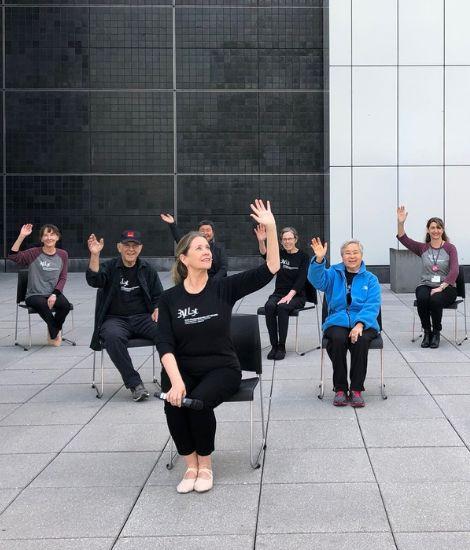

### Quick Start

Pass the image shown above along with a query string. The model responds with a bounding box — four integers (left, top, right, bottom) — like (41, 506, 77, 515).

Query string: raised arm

(8, 224, 39, 266)
(397, 206, 407, 238)
(160, 213, 184, 244)
(11, 224, 33, 252)
(396, 206, 426, 256)
(254, 224, 267, 256)
(307, 237, 330, 292)
(250, 200, 280, 274)
(86, 234, 108, 288)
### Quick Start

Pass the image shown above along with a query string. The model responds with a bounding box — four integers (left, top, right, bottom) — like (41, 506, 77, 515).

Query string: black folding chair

(411, 266, 468, 346)
(257, 281, 321, 355)
(318, 297, 387, 400)
(91, 289, 158, 398)
(14, 270, 76, 351)
(167, 313, 267, 470)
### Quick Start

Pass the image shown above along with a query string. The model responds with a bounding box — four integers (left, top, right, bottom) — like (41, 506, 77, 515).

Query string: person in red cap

(86, 229, 163, 401)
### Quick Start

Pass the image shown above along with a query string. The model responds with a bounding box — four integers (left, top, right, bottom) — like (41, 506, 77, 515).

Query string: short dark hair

(39, 224, 61, 240)
(197, 219, 215, 231)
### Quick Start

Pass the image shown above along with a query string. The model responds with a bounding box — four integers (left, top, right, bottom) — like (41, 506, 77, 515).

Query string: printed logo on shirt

(177, 307, 219, 325)
(39, 260, 59, 272)
(281, 258, 298, 270)
(120, 277, 139, 293)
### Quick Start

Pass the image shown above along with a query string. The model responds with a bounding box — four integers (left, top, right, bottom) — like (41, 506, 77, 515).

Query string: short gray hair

(340, 239, 364, 256)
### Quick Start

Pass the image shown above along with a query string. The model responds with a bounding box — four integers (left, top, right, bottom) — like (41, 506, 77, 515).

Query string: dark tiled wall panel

(3, 2, 327, 258)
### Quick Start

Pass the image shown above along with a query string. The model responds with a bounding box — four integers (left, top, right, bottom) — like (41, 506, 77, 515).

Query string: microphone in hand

(154, 392, 204, 411)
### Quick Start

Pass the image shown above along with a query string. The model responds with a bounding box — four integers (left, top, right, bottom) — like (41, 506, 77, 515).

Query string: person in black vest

(255, 225, 309, 360)
(86, 230, 163, 402)
(156, 200, 280, 493)
(160, 214, 227, 280)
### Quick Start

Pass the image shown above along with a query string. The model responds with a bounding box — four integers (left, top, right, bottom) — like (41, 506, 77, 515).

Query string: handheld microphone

(154, 392, 204, 411)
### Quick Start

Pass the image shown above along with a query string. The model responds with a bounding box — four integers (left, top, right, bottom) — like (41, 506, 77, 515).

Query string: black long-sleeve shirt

(167, 222, 227, 280)
(266, 249, 309, 296)
(156, 264, 274, 374)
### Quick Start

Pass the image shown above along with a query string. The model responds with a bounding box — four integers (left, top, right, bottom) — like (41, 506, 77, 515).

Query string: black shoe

(267, 346, 278, 360)
(274, 344, 286, 361)
(430, 331, 440, 349)
(131, 383, 150, 402)
(421, 330, 432, 348)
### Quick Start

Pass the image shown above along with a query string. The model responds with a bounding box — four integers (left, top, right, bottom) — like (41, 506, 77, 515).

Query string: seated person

(397, 206, 458, 349)
(156, 200, 280, 493)
(308, 238, 381, 407)
(8, 223, 71, 346)
(160, 213, 227, 280)
(254, 224, 309, 360)
(86, 230, 163, 402)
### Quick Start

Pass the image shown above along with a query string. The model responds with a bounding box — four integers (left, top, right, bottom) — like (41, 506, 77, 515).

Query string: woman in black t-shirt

(255, 225, 309, 360)
(156, 200, 280, 494)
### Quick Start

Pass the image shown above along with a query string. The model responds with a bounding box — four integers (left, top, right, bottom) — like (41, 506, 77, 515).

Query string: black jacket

(86, 257, 163, 351)
(168, 222, 228, 280)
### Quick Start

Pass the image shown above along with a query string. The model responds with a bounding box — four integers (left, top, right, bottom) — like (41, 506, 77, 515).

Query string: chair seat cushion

(225, 377, 259, 402)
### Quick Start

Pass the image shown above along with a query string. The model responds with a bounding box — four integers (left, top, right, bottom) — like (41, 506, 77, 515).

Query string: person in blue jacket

(308, 238, 381, 407)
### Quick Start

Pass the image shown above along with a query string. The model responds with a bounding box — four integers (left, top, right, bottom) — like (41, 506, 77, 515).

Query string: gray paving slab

(365, 377, 427, 396)
(434, 394, 470, 419)
(0, 425, 82, 453)
(0, 404, 20, 421)
(395, 532, 470, 550)
(401, 347, 470, 363)
(148, 450, 262, 486)
(353, 395, 444, 419)
(30, 452, 158, 488)
(0, 401, 104, 426)
(0, 385, 47, 404)
(0, 489, 20, 513)
(0, 454, 55, 489)
(359, 418, 464, 448)
(411, 362, 470, 376)
(267, 419, 364, 449)
(369, 447, 470, 482)
(0, 539, 114, 550)
(115, 535, 254, 550)
(122, 485, 260, 537)
(0, 369, 68, 385)
(0, 486, 141, 539)
(258, 483, 389, 534)
(269, 397, 357, 420)
(256, 533, 396, 550)
(91, 400, 166, 424)
(448, 417, 470, 446)
(29, 383, 121, 403)
(380, 481, 470, 532)
(5, 355, 89, 371)
(263, 448, 374, 484)
(421, 375, 470, 394)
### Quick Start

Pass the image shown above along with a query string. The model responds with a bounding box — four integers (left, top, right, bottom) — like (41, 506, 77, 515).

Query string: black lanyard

(429, 245, 443, 270)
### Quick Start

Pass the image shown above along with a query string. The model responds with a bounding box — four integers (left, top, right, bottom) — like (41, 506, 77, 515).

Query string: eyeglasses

(281, 237, 296, 241)
(122, 243, 141, 249)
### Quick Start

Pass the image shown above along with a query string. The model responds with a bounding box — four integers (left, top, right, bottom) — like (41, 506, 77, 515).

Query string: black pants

(100, 313, 159, 389)
(264, 292, 306, 346)
(25, 294, 71, 340)
(324, 325, 377, 393)
(162, 367, 241, 456)
(415, 285, 458, 332)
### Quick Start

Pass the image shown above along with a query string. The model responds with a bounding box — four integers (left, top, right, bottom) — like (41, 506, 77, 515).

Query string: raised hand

(311, 237, 328, 261)
(19, 224, 33, 238)
(160, 213, 175, 224)
(397, 206, 408, 224)
(87, 234, 104, 255)
(254, 224, 267, 242)
(250, 199, 275, 228)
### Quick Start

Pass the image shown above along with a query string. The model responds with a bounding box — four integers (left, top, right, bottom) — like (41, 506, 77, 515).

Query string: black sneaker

(274, 344, 286, 361)
(131, 383, 150, 402)
(267, 346, 278, 360)
(430, 331, 440, 349)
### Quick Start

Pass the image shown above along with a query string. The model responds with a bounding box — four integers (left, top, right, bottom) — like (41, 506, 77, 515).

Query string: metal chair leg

(166, 437, 178, 470)
(250, 378, 267, 469)
(152, 347, 160, 389)
(459, 299, 469, 345)
(91, 350, 103, 398)
(454, 308, 458, 346)
(294, 317, 299, 354)
(380, 348, 387, 399)
(62, 308, 77, 347)
(25, 314, 32, 351)
(315, 305, 321, 349)
(411, 310, 422, 343)
(318, 348, 325, 399)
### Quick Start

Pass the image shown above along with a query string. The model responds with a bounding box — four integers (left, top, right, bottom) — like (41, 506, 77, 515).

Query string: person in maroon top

(397, 207, 459, 348)
(156, 200, 280, 493)
(8, 223, 71, 346)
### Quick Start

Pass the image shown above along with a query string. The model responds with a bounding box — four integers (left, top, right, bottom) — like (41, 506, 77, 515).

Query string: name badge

(431, 275, 441, 283)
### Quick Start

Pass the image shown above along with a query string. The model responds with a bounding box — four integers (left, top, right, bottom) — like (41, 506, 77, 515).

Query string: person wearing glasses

(254, 225, 309, 360)
(86, 229, 163, 402)
(397, 206, 459, 349)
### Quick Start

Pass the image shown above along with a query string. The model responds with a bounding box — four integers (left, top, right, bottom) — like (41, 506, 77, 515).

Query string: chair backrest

(456, 266, 466, 299)
(16, 270, 29, 304)
(321, 296, 383, 331)
(305, 280, 318, 304)
(231, 313, 262, 375)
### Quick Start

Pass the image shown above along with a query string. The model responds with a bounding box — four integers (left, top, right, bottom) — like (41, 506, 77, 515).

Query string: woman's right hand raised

(397, 206, 408, 224)
(254, 224, 267, 242)
(311, 237, 327, 262)
(19, 224, 33, 238)
(87, 234, 104, 255)
(165, 380, 187, 408)
(160, 213, 175, 224)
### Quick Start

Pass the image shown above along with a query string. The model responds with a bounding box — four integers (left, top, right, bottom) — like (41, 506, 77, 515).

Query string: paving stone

(412, 362, 470, 376)
(0, 425, 82, 453)
(421, 376, 470, 394)
(395, 532, 470, 550)
(380, 482, 470, 532)
(269, 397, 357, 420)
(0, 369, 67, 385)
(258, 483, 389, 534)
(0, 489, 20, 513)
(0, 404, 20, 421)
(122, 485, 259, 537)
(0, 454, 56, 489)
(0, 487, 141, 539)
(256, 533, 396, 550)
(434, 394, 470, 419)
(115, 535, 254, 550)
(0, 402, 104, 426)
(354, 395, 444, 419)
(0, 540, 113, 550)
(0, 385, 47, 404)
